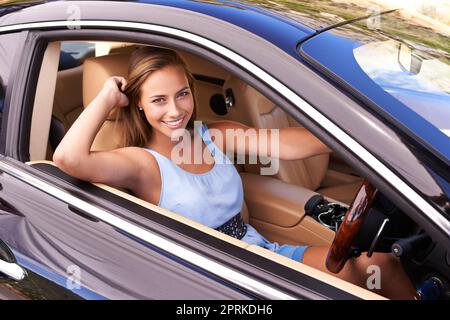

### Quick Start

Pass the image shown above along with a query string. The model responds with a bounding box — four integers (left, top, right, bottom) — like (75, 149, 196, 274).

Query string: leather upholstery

(53, 65, 84, 131)
(82, 53, 130, 151)
(318, 182, 363, 205)
(222, 76, 329, 190)
(83, 53, 130, 117)
(240, 172, 335, 246)
(240, 172, 316, 227)
(222, 75, 362, 203)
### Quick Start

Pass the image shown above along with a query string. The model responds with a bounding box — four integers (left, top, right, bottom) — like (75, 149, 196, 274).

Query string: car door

(0, 29, 270, 300)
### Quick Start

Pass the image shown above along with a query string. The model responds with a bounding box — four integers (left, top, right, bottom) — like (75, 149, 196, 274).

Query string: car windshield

(300, 6, 450, 159)
(349, 13, 450, 137)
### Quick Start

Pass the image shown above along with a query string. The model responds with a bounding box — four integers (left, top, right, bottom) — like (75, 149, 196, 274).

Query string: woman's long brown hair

(115, 47, 196, 147)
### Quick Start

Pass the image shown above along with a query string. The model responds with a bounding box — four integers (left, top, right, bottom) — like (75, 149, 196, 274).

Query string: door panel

(0, 161, 250, 299)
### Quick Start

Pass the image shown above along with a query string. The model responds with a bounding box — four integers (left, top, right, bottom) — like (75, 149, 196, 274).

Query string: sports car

(0, 0, 448, 300)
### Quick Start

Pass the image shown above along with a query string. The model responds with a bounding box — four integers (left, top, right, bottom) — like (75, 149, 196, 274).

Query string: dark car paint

(0, 158, 359, 299)
(0, 0, 448, 299)
(0, 160, 252, 299)
(0, 1, 44, 17)
(0, 30, 29, 159)
(135, 0, 314, 55)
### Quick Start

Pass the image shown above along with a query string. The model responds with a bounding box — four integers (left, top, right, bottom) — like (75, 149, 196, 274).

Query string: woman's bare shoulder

(115, 146, 159, 174)
(205, 121, 251, 151)
(109, 146, 161, 201)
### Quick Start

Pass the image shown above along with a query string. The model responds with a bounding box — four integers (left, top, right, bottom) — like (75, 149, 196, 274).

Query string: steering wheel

(326, 179, 378, 273)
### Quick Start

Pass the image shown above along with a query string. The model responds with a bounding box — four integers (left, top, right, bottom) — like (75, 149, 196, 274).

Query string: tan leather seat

(53, 65, 84, 131)
(83, 53, 130, 151)
(222, 76, 362, 204)
(48, 64, 85, 160)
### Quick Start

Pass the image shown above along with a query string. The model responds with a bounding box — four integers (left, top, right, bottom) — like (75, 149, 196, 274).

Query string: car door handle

(0, 259, 27, 281)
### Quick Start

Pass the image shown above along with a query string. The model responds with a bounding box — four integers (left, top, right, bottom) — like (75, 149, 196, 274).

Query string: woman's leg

(302, 246, 416, 300)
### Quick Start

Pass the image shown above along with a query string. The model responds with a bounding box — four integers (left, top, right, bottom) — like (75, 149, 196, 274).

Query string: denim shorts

(241, 224, 309, 263)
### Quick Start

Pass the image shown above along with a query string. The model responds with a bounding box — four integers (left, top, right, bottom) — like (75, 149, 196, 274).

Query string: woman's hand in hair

(99, 76, 130, 111)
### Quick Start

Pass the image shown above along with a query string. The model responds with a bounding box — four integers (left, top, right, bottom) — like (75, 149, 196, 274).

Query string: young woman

(54, 47, 416, 299)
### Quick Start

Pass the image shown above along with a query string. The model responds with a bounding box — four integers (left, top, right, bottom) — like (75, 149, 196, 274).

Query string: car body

(0, 0, 448, 300)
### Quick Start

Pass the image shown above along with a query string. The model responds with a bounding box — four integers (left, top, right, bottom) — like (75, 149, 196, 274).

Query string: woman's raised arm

(277, 126, 331, 160)
(208, 120, 331, 160)
(53, 77, 145, 190)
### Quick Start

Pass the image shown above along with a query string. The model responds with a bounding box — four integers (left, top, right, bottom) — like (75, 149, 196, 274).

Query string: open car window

(21, 38, 386, 299)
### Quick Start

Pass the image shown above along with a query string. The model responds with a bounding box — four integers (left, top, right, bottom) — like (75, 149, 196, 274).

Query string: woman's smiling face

(139, 64, 194, 140)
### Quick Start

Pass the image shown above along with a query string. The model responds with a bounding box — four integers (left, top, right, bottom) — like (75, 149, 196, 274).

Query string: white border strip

(0, 160, 296, 300)
(1, 19, 447, 235)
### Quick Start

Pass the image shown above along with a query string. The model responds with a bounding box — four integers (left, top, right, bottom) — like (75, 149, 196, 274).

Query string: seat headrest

(82, 53, 130, 119)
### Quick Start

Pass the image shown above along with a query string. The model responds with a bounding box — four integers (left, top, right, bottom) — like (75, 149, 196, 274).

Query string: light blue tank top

(144, 124, 244, 228)
(143, 124, 309, 262)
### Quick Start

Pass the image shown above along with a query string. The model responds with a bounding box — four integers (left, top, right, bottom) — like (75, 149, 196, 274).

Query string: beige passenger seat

(82, 53, 130, 151)
(53, 65, 84, 130)
(48, 64, 85, 160)
(222, 76, 363, 204)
